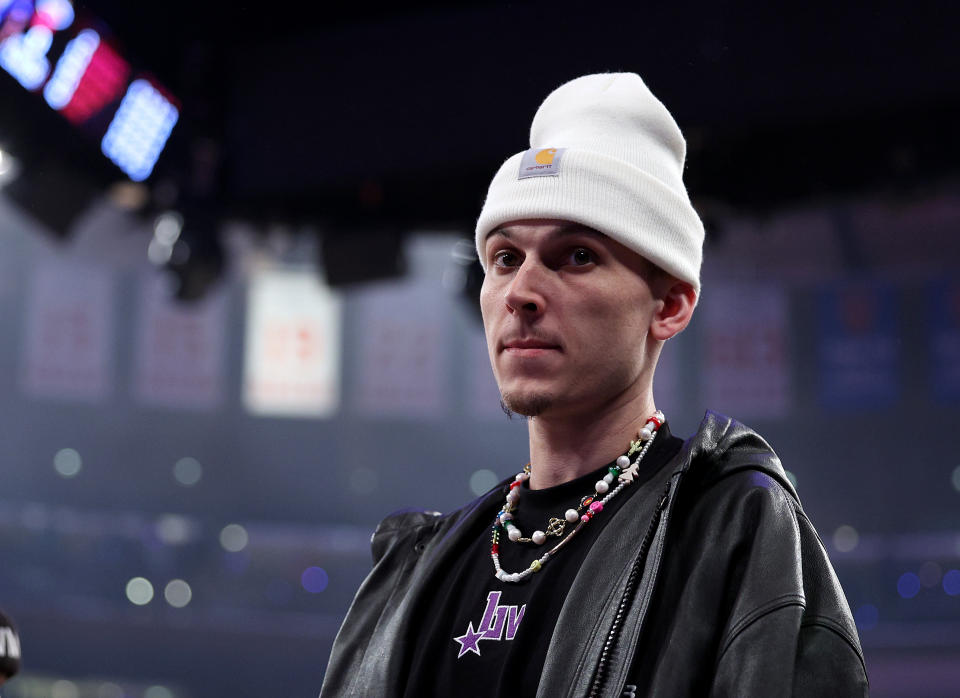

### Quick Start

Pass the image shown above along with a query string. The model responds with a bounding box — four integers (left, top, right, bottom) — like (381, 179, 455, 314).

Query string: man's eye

(493, 250, 519, 267)
(569, 248, 594, 266)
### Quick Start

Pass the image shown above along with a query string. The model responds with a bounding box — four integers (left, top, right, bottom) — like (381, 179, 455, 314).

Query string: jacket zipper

(587, 482, 671, 698)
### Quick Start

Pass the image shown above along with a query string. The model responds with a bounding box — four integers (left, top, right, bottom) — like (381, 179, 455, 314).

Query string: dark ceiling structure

(3, 0, 959, 230)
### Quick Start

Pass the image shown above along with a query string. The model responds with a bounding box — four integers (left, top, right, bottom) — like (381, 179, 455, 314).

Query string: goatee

(500, 392, 553, 418)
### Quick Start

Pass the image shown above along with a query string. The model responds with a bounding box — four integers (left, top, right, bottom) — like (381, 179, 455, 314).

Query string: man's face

(479, 219, 660, 419)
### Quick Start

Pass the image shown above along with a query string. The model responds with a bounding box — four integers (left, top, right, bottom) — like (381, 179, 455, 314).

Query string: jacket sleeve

(708, 480, 869, 697)
(319, 511, 437, 697)
(711, 603, 868, 697)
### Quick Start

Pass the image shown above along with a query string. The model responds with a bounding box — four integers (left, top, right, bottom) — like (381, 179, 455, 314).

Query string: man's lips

(500, 338, 562, 355)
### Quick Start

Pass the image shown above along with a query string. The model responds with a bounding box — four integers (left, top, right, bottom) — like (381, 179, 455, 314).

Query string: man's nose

(505, 261, 548, 315)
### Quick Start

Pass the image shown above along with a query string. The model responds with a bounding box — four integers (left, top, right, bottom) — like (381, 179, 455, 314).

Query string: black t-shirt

(402, 424, 683, 697)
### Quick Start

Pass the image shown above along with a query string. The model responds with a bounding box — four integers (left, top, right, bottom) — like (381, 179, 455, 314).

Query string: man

(0, 609, 21, 689)
(320, 73, 867, 697)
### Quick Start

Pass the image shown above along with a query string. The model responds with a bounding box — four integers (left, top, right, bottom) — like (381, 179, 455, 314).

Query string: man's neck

(525, 390, 658, 490)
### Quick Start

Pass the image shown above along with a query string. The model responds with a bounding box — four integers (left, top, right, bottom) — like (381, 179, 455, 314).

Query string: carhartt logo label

(519, 147, 565, 179)
(452, 590, 526, 658)
(535, 148, 557, 164)
(0, 627, 20, 659)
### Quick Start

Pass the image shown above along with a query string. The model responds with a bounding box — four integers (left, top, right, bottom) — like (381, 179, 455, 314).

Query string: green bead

(608, 466, 620, 476)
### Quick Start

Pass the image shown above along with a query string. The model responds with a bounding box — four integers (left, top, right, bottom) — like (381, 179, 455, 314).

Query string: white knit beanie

(475, 72, 704, 295)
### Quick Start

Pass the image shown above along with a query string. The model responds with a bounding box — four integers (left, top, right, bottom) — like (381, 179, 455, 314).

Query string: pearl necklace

(490, 412, 665, 583)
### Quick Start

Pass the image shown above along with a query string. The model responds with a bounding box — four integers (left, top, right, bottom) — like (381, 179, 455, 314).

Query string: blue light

(43, 28, 98, 109)
(301, 566, 329, 593)
(0, 25, 55, 89)
(36, 0, 75, 30)
(943, 569, 960, 596)
(101, 78, 178, 181)
(853, 604, 879, 631)
(897, 572, 921, 599)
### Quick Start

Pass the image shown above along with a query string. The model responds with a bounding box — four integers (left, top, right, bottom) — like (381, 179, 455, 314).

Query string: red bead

(509, 481, 522, 490)
(648, 414, 663, 428)
(491, 543, 499, 554)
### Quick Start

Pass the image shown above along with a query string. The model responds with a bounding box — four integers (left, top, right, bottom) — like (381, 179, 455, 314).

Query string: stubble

(499, 392, 554, 418)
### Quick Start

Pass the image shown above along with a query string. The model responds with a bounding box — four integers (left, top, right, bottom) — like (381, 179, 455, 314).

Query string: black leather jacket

(320, 413, 868, 697)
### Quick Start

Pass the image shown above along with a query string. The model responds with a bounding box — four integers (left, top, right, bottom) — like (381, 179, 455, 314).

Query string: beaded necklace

(490, 412, 665, 583)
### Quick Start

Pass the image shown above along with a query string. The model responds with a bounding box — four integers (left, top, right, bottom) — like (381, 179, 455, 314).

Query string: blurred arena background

(0, 1, 958, 696)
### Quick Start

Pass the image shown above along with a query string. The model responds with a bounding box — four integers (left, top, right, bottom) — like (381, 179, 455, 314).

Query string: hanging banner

(818, 281, 899, 409)
(242, 269, 341, 417)
(21, 258, 114, 401)
(133, 275, 227, 410)
(352, 279, 448, 417)
(700, 283, 791, 419)
(929, 278, 960, 403)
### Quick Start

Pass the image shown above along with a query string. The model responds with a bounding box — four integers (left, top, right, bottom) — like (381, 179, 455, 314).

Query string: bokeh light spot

(97, 683, 124, 698)
(51, 680, 80, 698)
(125, 576, 154, 605)
(943, 569, 960, 596)
(832, 525, 859, 553)
(153, 211, 183, 245)
(219, 523, 249, 552)
(897, 572, 921, 599)
(97, 681, 124, 698)
(347, 465, 378, 495)
(164, 579, 192, 608)
(54, 448, 83, 478)
(144, 686, 175, 698)
(469, 469, 499, 496)
(148, 237, 173, 265)
(155, 514, 192, 545)
(173, 457, 203, 486)
(301, 566, 329, 593)
(951, 465, 960, 493)
(853, 604, 879, 631)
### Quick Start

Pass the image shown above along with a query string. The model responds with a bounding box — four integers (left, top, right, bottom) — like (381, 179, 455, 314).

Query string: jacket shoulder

(680, 415, 866, 687)
(683, 410, 800, 503)
(369, 479, 508, 564)
(370, 508, 444, 563)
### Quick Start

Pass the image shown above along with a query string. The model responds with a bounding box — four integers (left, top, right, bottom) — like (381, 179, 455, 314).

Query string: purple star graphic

(453, 621, 484, 658)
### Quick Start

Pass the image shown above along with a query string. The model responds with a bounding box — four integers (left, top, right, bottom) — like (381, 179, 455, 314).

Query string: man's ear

(650, 280, 697, 341)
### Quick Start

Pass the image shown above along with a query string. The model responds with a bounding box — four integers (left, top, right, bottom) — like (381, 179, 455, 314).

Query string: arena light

(0, 0, 75, 89)
(43, 28, 131, 125)
(0, 1, 179, 182)
(147, 211, 184, 266)
(0, 146, 20, 186)
(101, 79, 178, 181)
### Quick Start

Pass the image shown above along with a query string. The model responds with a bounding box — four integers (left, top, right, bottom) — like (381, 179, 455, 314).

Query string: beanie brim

(475, 148, 703, 295)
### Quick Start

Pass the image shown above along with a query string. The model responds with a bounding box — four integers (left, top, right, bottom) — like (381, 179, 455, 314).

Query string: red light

(60, 38, 130, 124)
